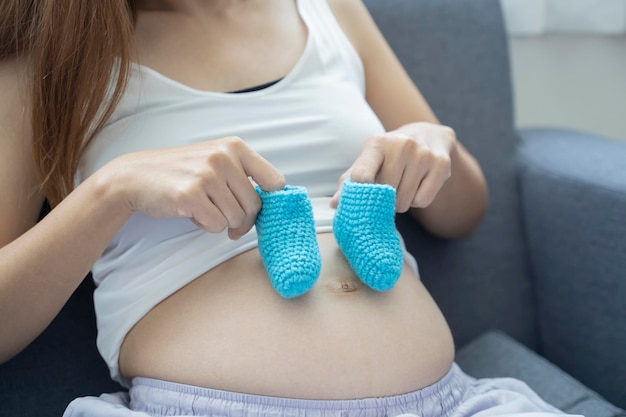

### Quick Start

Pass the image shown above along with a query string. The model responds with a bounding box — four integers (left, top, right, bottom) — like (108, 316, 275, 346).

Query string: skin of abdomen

(119, 232, 455, 399)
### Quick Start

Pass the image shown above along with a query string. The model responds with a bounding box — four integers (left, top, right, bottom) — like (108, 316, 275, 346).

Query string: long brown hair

(0, 0, 137, 207)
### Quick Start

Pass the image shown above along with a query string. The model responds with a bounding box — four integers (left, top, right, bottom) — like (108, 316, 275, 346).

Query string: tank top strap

(297, 0, 365, 93)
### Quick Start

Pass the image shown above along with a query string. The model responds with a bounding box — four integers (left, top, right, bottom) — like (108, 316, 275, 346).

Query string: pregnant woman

(0, 1, 577, 416)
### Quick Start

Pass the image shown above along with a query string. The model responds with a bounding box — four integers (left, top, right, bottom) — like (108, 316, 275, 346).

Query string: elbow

(443, 200, 488, 240)
(409, 181, 489, 241)
(454, 185, 489, 240)
(0, 340, 22, 366)
(421, 206, 487, 241)
(0, 352, 14, 366)
(446, 188, 489, 240)
(445, 168, 490, 240)
(0, 321, 39, 365)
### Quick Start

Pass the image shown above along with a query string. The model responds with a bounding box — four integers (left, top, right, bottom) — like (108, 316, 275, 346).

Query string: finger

(330, 191, 339, 209)
(412, 164, 449, 208)
(396, 161, 426, 213)
(226, 176, 261, 240)
(239, 146, 285, 192)
(395, 149, 433, 212)
(228, 226, 249, 241)
(376, 146, 406, 189)
(190, 196, 229, 233)
(330, 171, 350, 208)
(349, 145, 384, 183)
(205, 180, 247, 231)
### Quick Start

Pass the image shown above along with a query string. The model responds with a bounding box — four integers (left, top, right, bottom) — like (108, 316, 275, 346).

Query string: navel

(325, 279, 363, 293)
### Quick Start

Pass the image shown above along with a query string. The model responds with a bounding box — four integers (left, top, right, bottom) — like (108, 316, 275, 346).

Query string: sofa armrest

(517, 127, 626, 408)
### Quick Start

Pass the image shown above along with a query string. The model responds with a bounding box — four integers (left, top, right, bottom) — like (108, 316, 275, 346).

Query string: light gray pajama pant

(63, 363, 583, 417)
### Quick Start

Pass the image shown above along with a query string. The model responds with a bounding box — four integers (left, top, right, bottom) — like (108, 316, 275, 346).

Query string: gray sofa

(1, 0, 625, 416)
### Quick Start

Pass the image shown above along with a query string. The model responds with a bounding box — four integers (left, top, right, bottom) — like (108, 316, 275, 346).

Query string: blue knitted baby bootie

(255, 185, 321, 298)
(333, 179, 403, 291)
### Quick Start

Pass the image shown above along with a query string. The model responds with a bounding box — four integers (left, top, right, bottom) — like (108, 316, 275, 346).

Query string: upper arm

(327, 0, 439, 131)
(0, 58, 45, 249)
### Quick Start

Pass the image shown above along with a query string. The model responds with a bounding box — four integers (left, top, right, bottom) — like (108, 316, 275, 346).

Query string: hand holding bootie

(333, 179, 403, 291)
(255, 185, 321, 298)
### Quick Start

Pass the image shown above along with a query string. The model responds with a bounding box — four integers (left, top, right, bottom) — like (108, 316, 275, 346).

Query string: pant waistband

(129, 363, 470, 417)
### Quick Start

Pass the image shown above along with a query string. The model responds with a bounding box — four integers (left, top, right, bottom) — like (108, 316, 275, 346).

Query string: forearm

(409, 139, 488, 240)
(0, 171, 133, 363)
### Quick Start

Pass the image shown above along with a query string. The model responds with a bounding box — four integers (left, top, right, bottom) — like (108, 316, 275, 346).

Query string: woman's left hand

(331, 122, 457, 213)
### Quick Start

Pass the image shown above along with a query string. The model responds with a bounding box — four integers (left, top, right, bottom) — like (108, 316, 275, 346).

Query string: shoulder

(326, 0, 376, 58)
(0, 56, 31, 122)
(326, 0, 368, 19)
(0, 56, 43, 247)
(0, 55, 35, 168)
(0, 55, 30, 87)
(0, 56, 33, 156)
(0, 55, 35, 174)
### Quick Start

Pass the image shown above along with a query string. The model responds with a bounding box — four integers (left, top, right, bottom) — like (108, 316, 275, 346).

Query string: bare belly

(119, 232, 455, 399)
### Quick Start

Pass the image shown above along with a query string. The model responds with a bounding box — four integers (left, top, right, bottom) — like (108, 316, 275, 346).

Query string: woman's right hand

(102, 136, 285, 240)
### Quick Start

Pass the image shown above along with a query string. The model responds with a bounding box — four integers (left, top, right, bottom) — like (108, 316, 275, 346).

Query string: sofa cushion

(456, 331, 625, 416)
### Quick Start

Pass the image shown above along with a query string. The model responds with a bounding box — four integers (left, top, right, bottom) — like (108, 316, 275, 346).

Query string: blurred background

(501, 0, 626, 141)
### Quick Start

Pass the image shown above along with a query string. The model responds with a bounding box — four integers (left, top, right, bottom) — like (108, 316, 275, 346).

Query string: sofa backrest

(364, 0, 538, 348)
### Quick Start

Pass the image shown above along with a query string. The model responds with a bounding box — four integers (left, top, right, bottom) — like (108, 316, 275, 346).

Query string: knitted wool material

(255, 185, 321, 298)
(333, 179, 403, 291)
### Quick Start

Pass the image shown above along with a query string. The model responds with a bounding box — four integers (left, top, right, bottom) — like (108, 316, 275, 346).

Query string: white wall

(509, 35, 626, 141)
(501, 0, 626, 36)
(503, 0, 626, 141)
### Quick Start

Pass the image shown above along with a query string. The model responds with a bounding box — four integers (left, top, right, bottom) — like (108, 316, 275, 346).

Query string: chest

(132, 2, 307, 93)
(96, 76, 381, 198)
(81, 0, 385, 196)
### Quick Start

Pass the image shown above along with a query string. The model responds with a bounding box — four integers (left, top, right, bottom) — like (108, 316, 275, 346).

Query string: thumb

(331, 145, 384, 208)
(330, 189, 340, 209)
(330, 171, 350, 208)
(240, 148, 285, 192)
(348, 144, 384, 183)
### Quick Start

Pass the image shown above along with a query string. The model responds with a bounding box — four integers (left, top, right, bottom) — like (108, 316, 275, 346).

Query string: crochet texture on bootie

(255, 185, 321, 298)
(333, 179, 403, 291)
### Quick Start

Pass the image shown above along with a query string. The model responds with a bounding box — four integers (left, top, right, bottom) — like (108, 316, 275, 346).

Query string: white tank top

(76, 0, 418, 386)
